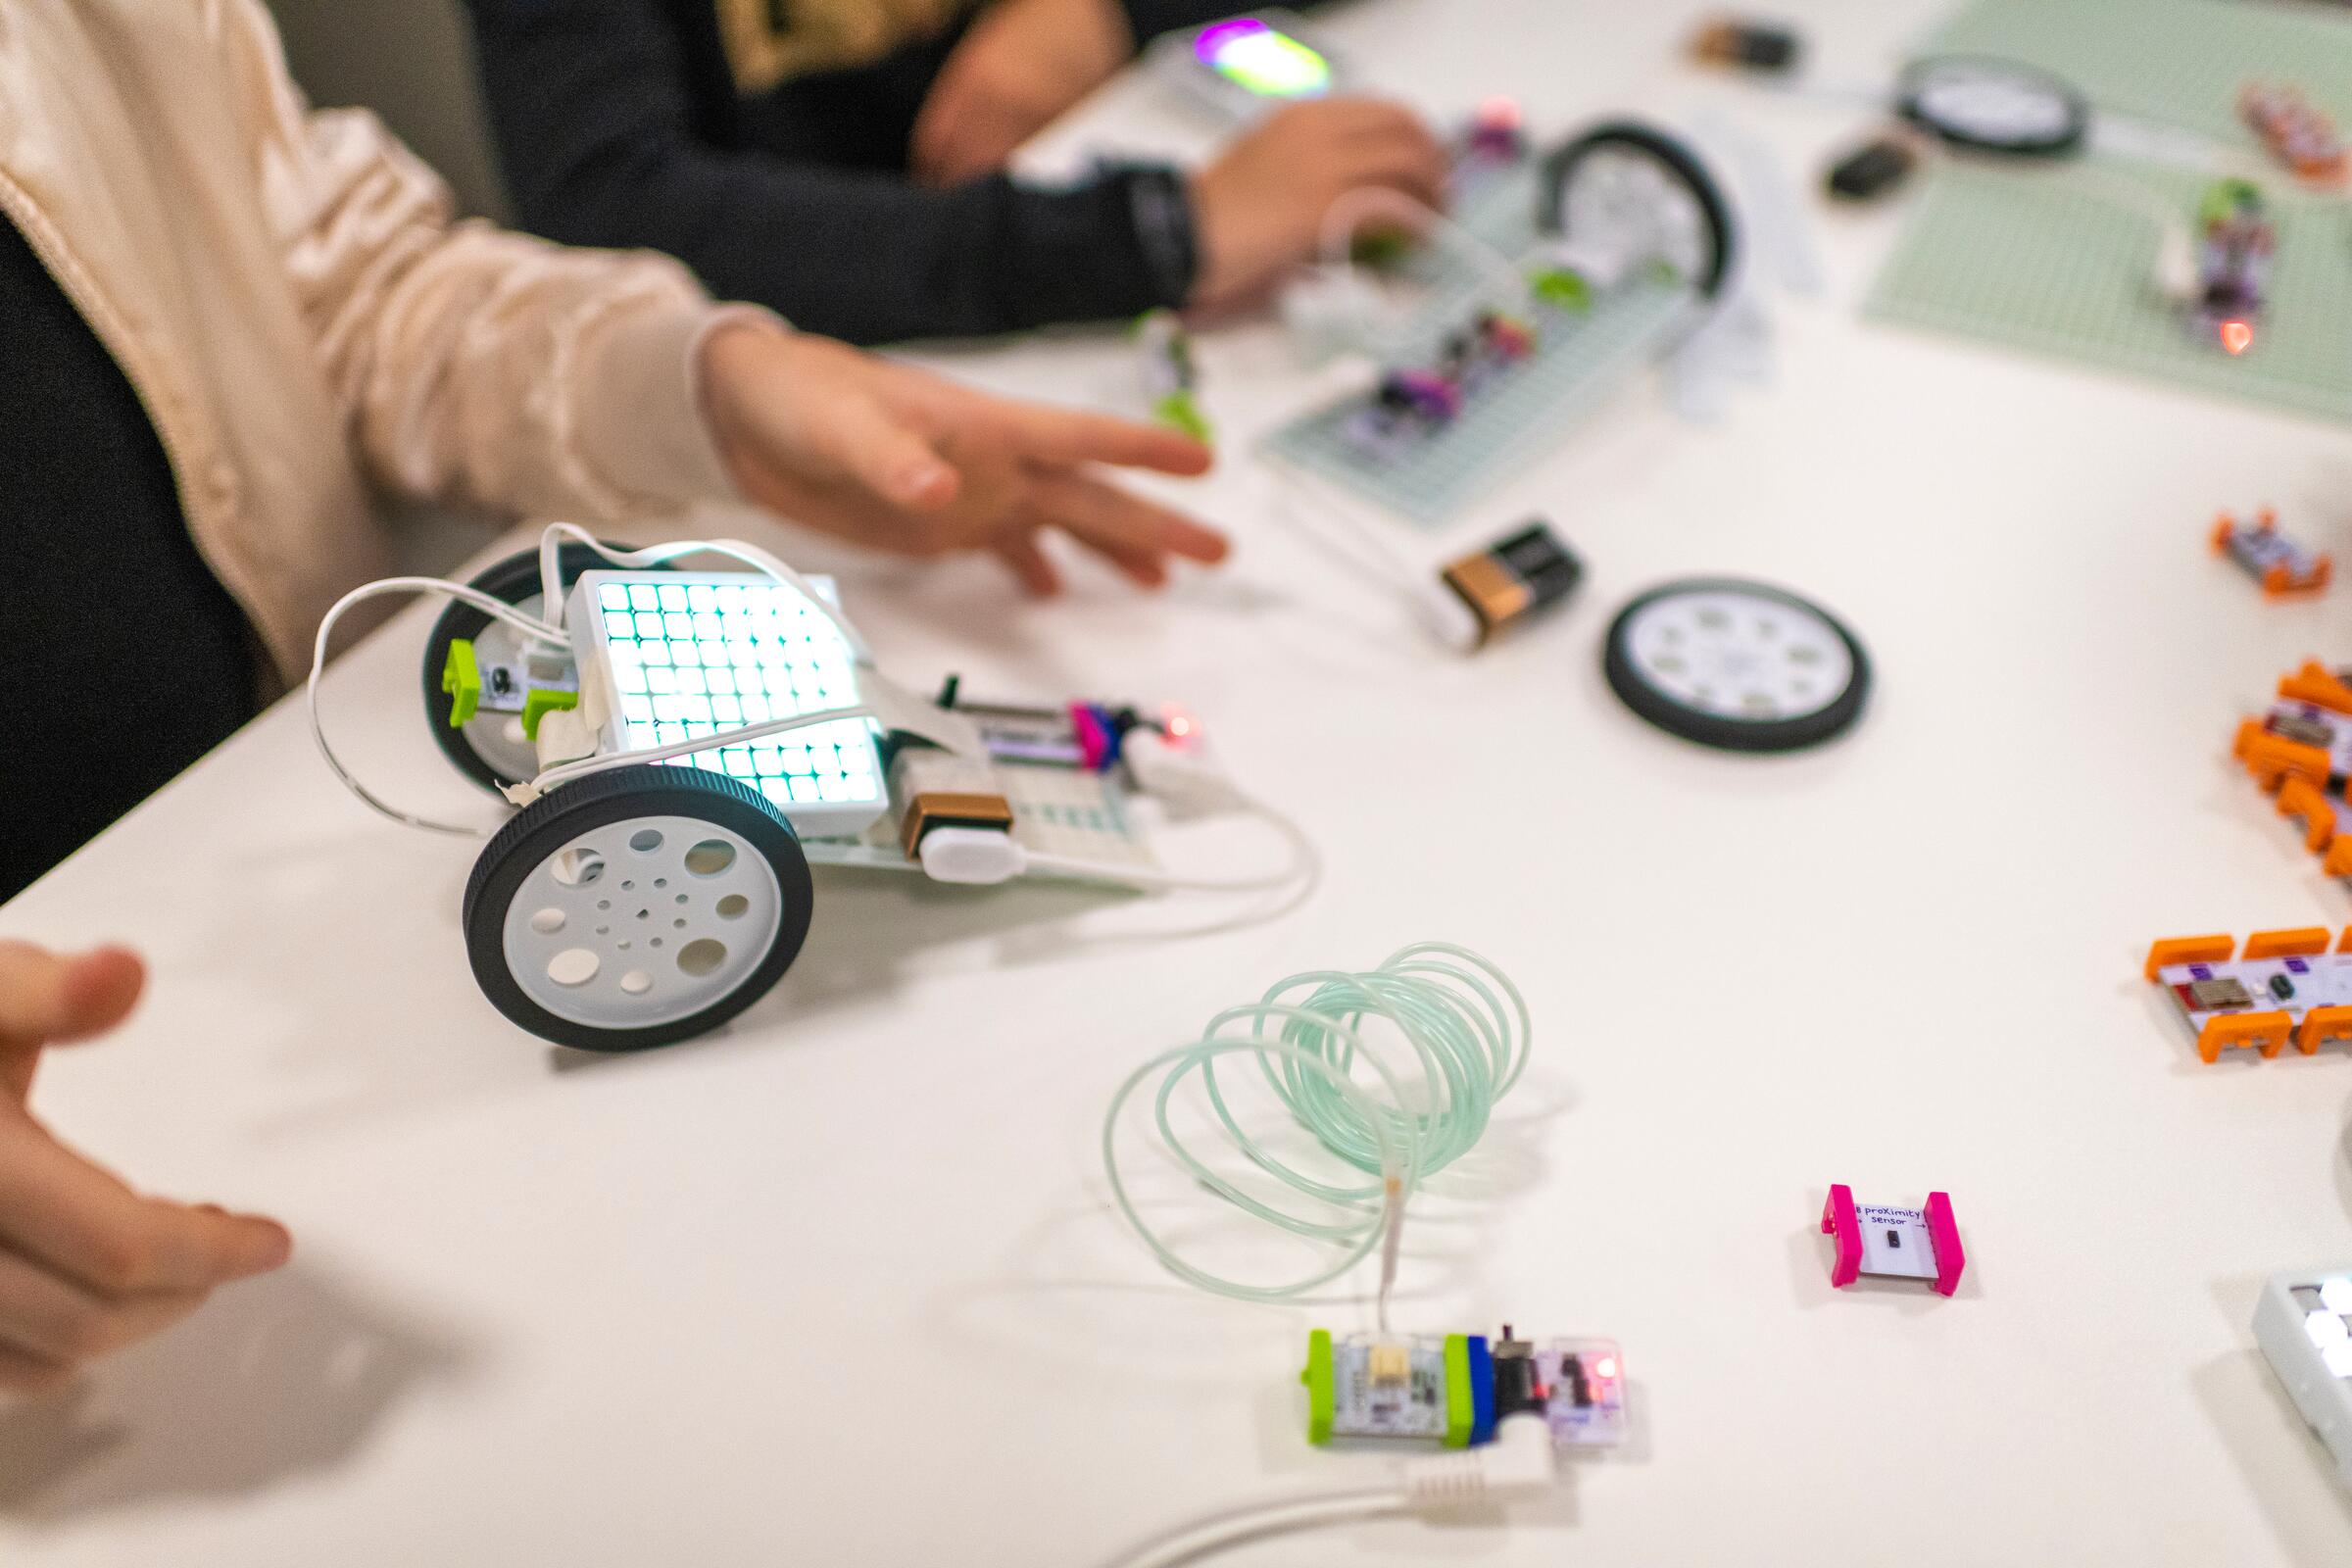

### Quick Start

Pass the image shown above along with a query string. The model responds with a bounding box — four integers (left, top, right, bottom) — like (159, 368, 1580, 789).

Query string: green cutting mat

(1868, 160, 2352, 421)
(1866, 0, 2352, 422)
(1927, 0, 2352, 150)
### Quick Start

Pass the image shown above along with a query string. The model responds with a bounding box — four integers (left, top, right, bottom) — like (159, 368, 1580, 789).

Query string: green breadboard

(1926, 0, 2352, 151)
(1867, 158, 2352, 421)
(1866, 0, 2352, 422)
(1262, 277, 1690, 524)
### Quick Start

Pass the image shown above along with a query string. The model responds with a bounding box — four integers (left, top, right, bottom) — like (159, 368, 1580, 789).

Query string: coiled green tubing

(1102, 942, 1531, 1303)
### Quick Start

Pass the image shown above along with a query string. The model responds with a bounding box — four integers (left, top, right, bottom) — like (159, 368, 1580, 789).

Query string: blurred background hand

(911, 0, 1136, 186)
(1189, 98, 1449, 312)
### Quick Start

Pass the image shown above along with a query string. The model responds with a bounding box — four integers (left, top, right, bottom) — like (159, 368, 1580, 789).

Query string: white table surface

(9, 1, 2352, 1562)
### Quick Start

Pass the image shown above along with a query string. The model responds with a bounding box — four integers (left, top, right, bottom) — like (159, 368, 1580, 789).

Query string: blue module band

(1467, 1335, 1496, 1446)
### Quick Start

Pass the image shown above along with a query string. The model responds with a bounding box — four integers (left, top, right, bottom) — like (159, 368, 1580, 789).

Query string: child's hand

(701, 323, 1225, 594)
(1190, 99, 1449, 313)
(0, 944, 290, 1395)
(910, 0, 1135, 187)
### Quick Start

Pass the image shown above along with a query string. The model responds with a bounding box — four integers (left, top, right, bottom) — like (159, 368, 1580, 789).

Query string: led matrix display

(572, 572, 885, 837)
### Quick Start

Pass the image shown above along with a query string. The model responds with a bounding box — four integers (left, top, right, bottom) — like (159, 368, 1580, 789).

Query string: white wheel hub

(1561, 147, 1711, 286)
(500, 811, 785, 1029)
(1620, 587, 1853, 722)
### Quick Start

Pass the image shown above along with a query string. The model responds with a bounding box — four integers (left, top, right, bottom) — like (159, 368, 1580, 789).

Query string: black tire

(1896, 55, 2089, 160)
(1538, 121, 1737, 299)
(463, 765, 815, 1052)
(1602, 578, 1871, 754)
(422, 543, 675, 795)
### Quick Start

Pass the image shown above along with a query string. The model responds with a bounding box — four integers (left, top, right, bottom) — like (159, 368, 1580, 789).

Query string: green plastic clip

(441, 639, 481, 728)
(1301, 1329, 1335, 1445)
(520, 688, 578, 741)
(1529, 266, 1592, 314)
(1443, 1334, 1474, 1447)
(1153, 391, 1213, 445)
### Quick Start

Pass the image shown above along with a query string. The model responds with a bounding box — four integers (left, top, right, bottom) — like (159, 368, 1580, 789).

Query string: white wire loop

(1102, 943, 1531, 1329)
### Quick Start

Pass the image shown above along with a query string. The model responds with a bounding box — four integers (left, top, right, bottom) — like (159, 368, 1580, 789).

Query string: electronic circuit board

(1302, 1328, 1627, 1450)
(2216, 509, 2331, 596)
(1264, 276, 1690, 524)
(997, 762, 1156, 871)
(2144, 928, 2352, 1061)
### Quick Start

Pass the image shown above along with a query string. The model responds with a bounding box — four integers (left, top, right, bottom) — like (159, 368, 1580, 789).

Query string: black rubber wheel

(422, 543, 675, 795)
(1896, 55, 2089, 160)
(1539, 121, 1737, 299)
(1602, 578, 1871, 754)
(463, 765, 815, 1052)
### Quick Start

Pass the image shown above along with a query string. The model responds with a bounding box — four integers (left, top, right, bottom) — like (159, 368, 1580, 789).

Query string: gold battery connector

(899, 791, 1014, 859)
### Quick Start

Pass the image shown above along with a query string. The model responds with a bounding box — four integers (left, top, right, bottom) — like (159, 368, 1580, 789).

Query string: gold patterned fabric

(714, 0, 984, 92)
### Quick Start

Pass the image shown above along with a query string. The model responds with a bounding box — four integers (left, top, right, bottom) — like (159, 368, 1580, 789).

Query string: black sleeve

(1117, 0, 1282, 43)
(462, 0, 1196, 346)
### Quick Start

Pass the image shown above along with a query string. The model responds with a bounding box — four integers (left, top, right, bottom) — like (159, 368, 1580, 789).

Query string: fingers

(795, 388, 964, 513)
(0, 1246, 204, 1370)
(0, 945, 144, 1054)
(907, 87, 972, 188)
(1334, 118, 1449, 214)
(1025, 470, 1232, 584)
(997, 403, 1215, 477)
(991, 532, 1063, 597)
(0, 1124, 289, 1298)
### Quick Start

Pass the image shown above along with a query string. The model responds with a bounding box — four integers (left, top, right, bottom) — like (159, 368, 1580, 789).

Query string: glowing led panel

(2254, 1266, 2352, 1489)
(569, 571, 885, 838)
(1196, 18, 1331, 98)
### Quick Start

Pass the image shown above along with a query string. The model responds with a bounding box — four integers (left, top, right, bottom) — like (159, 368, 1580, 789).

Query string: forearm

(1117, 0, 1300, 44)
(518, 153, 1195, 345)
(222, 0, 738, 520)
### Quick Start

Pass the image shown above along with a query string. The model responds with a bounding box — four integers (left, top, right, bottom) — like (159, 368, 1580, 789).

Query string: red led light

(1593, 1355, 1618, 1380)
(1478, 96, 1522, 128)
(2221, 320, 2255, 356)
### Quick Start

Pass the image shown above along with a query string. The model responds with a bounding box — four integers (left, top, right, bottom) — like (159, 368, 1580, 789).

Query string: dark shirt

(0, 214, 258, 904)
(463, 0, 1237, 344)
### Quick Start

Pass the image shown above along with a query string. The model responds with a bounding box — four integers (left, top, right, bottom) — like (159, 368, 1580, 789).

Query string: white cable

(1271, 481, 1483, 654)
(512, 704, 883, 802)
(306, 577, 568, 837)
(1088, 1486, 1404, 1568)
(533, 521, 874, 663)
(1089, 1416, 1558, 1568)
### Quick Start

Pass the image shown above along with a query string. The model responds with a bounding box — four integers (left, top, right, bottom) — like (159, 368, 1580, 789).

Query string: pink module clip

(1069, 704, 1114, 772)
(1822, 1184, 1965, 1297)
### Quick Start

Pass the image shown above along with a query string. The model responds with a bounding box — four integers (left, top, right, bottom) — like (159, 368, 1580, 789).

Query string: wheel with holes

(1538, 122, 1736, 299)
(463, 765, 814, 1051)
(422, 543, 677, 795)
(1896, 56, 2088, 160)
(1602, 578, 1870, 753)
